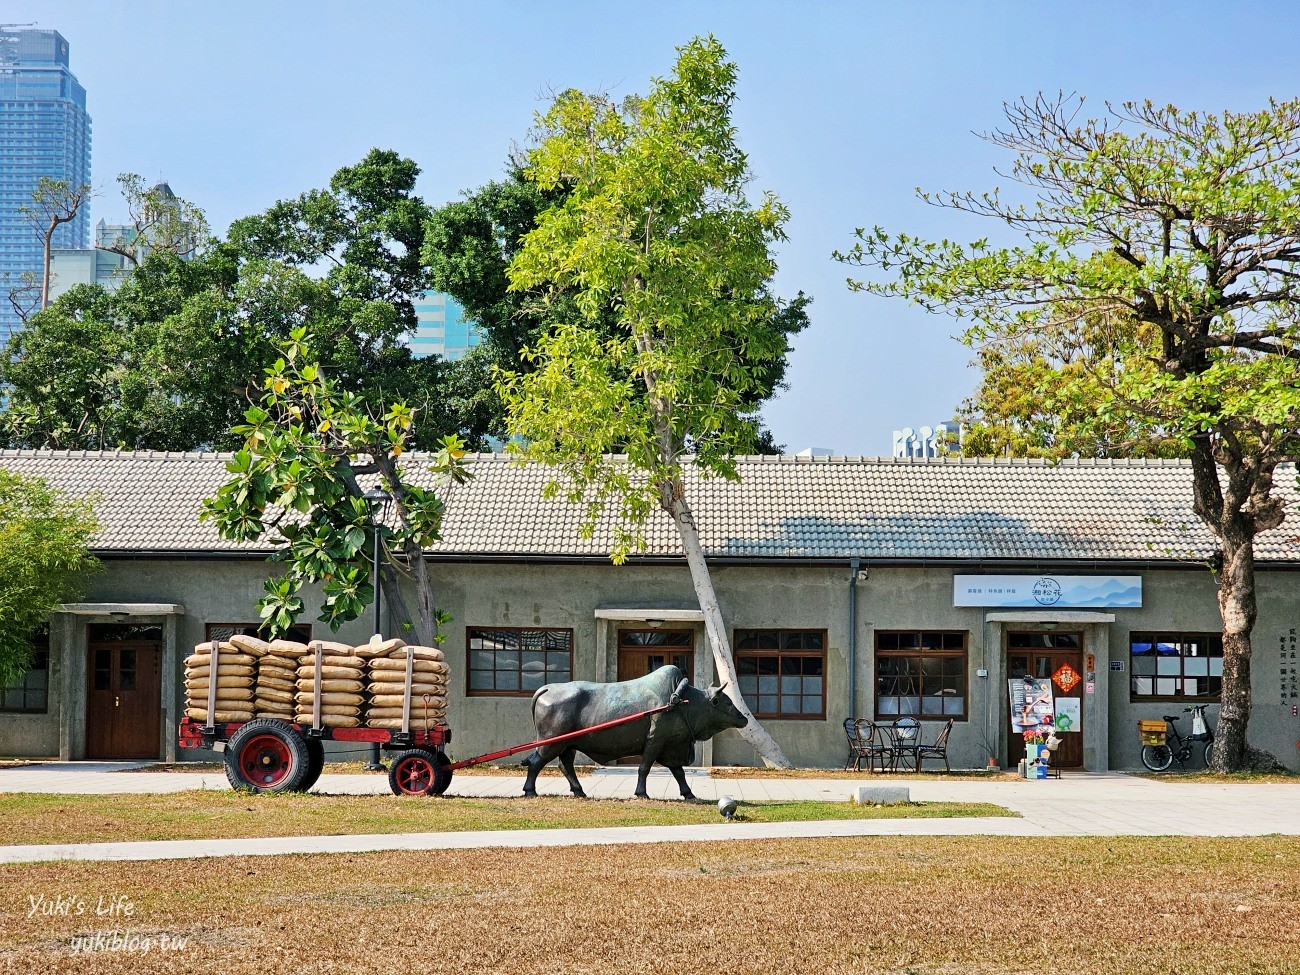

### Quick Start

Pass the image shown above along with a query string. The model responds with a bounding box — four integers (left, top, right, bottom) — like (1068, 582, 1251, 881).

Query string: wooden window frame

(1129, 631, 1223, 702)
(734, 628, 827, 721)
(0, 629, 49, 714)
(874, 630, 969, 722)
(466, 626, 574, 697)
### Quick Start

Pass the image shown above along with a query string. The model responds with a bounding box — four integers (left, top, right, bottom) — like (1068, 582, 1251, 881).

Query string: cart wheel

(225, 719, 311, 793)
(389, 748, 440, 796)
(299, 738, 325, 792)
(431, 751, 453, 796)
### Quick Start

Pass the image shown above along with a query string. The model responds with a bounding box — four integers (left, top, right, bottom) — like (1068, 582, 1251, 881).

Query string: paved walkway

(1, 763, 1298, 864)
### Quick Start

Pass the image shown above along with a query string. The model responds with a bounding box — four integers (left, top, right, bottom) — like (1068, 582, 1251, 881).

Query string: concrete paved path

(1, 762, 1298, 863)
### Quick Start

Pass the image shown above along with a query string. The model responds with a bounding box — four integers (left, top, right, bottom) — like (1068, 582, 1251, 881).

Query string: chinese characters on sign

(1281, 628, 1298, 707)
(1052, 663, 1082, 694)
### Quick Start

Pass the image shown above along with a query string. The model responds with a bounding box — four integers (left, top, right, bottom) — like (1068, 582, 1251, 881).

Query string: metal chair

(856, 719, 894, 773)
(889, 716, 921, 772)
(916, 718, 955, 772)
(843, 718, 868, 771)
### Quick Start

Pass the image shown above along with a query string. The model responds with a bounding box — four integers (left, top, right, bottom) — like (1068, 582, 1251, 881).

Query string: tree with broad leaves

(837, 94, 1300, 771)
(201, 328, 470, 646)
(497, 35, 801, 767)
(0, 471, 99, 687)
(97, 174, 210, 265)
(20, 177, 93, 313)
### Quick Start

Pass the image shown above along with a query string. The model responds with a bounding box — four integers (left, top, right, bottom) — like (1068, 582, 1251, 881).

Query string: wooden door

(1006, 631, 1084, 768)
(616, 629, 695, 683)
(86, 625, 162, 759)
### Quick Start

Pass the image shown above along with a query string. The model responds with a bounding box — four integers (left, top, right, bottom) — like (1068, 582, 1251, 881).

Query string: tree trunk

(660, 476, 793, 769)
(40, 221, 54, 310)
(1213, 529, 1255, 771)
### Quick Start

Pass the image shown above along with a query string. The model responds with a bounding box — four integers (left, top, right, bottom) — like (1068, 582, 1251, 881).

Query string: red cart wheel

(224, 719, 311, 793)
(389, 749, 439, 796)
(432, 751, 453, 796)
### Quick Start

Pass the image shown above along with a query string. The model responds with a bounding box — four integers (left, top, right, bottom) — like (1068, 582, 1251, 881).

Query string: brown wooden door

(616, 629, 695, 683)
(86, 626, 162, 759)
(1007, 631, 1084, 768)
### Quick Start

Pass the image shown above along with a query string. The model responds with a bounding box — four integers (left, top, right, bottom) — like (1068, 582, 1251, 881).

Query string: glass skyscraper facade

(407, 292, 482, 360)
(0, 28, 91, 344)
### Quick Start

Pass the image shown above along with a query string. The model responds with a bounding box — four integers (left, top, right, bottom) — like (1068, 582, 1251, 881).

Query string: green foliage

(496, 36, 802, 558)
(0, 472, 99, 686)
(201, 328, 470, 636)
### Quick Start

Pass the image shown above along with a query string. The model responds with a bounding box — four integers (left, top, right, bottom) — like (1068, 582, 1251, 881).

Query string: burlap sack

(186, 707, 255, 723)
(259, 658, 297, 671)
(186, 652, 256, 667)
(297, 655, 366, 670)
(255, 702, 294, 714)
(367, 681, 447, 696)
(379, 645, 445, 662)
(254, 687, 295, 704)
(186, 690, 254, 703)
(366, 704, 447, 718)
(364, 717, 442, 730)
(367, 693, 448, 709)
(295, 691, 362, 708)
(294, 665, 364, 680)
(267, 639, 308, 658)
(227, 634, 270, 657)
(255, 710, 295, 720)
(185, 664, 256, 679)
(355, 637, 406, 658)
(255, 676, 296, 692)
(369, 657, 449, 674)
(183, 676, 254, 689)
(301, 640, 354, 655)
(294, 712, 361, 728)
(293, 678, 364, 693)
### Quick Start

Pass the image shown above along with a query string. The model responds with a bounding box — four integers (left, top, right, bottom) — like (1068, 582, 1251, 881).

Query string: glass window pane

(1155, 677, 1178, 695)
(900, 696, 920, 715)
(758, 676, 778, 695)
(470, 650, 497, 670)
(759, 632, 779, 650)
(469, 670, 494, 690)
(738, 676, 758, 697)
(758, 695, 778, 714)
(802, 695, 822, 716)
(804, 656, 823, 676)
(1132, 677, 1153, 696)
(757, 658, 778, 676)
(521, 671, 545, 691)
(1132, 655, 1156, 676)
(943, 696, 965, 716)
(878, 697, 900, 715)
(1209, 658, 1223, 676)
(877, 633, 898, 650)
(921, 632, 941, 650)
(802, 676, 822, 696)
(805, 632, 823, 650)
(781, 675, 801, 695)
(1184, 658, 1209, 677)
(922, 696, 944, 715)
(897, 632, 920, 650)
(1157, 657, 1181, 676)
(942, 633, 964, 650)
(779, 695, 801, 714)
(496, 670, 520, 692)
(738, 656, 757, 675)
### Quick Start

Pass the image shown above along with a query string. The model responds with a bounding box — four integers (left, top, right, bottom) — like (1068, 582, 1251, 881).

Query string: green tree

(202, 328, 470, 646)
(0, 471, 99, 686)
(3, 152, 492, 453)
(838, 95, 1300, 770)
(497, 36, 800, 766)
(21, 177, 93, 314)
(97, 174, 210, 265)
(425, 169, 812, 451)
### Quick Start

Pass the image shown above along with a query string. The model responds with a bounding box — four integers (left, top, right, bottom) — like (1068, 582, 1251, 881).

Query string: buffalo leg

(634, 744, 663, 799)
(667, 764, 696, 800)
(558, 748, 586, 798)
(521, 750, 548, 797)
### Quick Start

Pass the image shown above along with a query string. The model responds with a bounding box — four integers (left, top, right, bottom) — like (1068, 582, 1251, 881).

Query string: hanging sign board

(954, 575, 1142, 608)
(1055, 698, 1081, 733)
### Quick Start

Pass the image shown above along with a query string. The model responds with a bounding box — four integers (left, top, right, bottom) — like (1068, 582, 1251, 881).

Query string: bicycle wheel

(1141, 743, 1173, 772)
(1202, 741, 1215, 769)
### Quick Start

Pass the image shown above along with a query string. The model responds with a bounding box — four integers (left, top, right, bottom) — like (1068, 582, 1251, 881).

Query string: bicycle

(1139, 705, 1215, 772)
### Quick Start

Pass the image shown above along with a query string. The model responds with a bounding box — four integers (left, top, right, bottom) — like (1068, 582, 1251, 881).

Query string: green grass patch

(0, 791, 1013, 846)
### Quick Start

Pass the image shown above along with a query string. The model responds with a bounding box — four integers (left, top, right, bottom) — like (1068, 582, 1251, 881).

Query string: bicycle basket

(1138, 719, 1167, 745)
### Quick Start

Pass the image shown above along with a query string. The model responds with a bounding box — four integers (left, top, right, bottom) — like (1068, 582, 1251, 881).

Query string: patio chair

(889, 716, 922, 772)
(855, 719, 894, 773)
(843, 718, 869, 771)
(916, 718, 955, 772)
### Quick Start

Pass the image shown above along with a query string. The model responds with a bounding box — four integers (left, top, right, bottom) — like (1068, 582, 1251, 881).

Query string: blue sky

(9, 1, 1300, 454)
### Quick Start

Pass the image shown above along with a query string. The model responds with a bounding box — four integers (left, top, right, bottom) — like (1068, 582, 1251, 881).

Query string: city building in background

(406, 292, 482, 360)
(0, 27, 92, 344)
(892, 422, 962, 458)
(48, 183, 197, 301)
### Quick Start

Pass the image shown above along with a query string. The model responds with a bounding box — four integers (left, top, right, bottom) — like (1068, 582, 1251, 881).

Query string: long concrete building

(2, 449, 1298, 772)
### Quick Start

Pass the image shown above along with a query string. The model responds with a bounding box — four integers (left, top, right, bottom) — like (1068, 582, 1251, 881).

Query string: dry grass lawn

(711, 766, 1022, 781)
(0, 792, 1011, 845)
(0, 836, 1294, 974)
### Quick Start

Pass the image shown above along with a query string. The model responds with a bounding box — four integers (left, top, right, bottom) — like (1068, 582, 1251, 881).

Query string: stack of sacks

(184, 641, 256, 723)
(295, 641, 365, 728)
(364, 642, 451, 729)
(236, 636, 299, 720)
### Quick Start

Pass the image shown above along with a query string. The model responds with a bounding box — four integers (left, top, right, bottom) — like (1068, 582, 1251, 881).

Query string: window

(1, 629, 49, 713)
(205, 623, 313, 644)
(1130, 632, 1222, 700)
(468, 628, 572, 696)
(875, 630, 967, 720)
(735, 629, 826, 719)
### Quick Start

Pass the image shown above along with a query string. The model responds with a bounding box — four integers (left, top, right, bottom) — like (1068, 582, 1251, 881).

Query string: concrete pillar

(693, 622, 712, 768)
(161, 614, 179, 762)
(60, 615, 87, 761)
(985, 620, 1007, 765)
(1086, 622, 1110, 771)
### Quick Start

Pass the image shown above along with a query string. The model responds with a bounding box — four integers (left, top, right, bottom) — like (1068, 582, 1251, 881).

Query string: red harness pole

(444, 696, 683, 771)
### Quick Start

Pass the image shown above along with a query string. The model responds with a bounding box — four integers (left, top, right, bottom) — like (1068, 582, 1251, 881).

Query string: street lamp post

(362, 486, 392, 772)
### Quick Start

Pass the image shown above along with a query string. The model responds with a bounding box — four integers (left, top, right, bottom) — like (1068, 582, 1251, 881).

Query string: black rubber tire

(1202, 741, 1215, 769)
(299, 738, 325, 792)
(224, 718, 312, 793)
(389, 748, 440, 796)
(432, 751, 453, 796)
(1141, 743, 1173, 773)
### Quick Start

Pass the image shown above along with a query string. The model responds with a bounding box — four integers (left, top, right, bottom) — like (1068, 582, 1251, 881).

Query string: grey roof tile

(0, 450, 1296, 563)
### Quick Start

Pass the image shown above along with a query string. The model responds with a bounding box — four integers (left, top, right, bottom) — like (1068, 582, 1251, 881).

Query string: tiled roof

(1, 450, 1297, 564)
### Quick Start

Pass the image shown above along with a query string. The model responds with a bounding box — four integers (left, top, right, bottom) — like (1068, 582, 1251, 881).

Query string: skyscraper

(0, 28, 92, 344)
(407, 292, 483, 360)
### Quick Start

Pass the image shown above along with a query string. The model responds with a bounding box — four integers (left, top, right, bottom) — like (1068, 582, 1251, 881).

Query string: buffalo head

(704, 682, 748, 732)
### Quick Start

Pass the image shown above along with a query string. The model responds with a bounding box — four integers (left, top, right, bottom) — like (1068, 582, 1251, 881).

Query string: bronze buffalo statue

(522, 665, 748, 799)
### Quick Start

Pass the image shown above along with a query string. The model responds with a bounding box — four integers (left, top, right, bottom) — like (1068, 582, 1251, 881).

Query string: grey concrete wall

(8, 555, 1298, 771)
